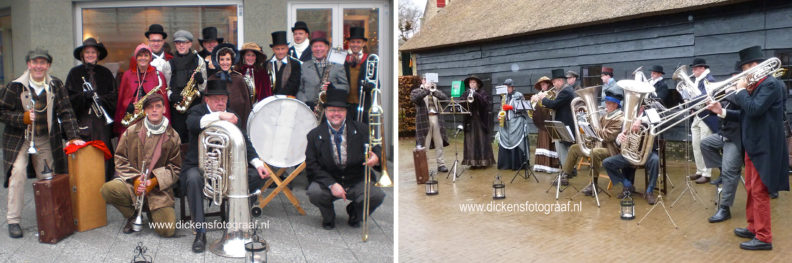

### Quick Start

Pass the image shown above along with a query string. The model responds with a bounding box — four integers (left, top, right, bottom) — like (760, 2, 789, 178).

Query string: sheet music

(328, 49, 346, 64)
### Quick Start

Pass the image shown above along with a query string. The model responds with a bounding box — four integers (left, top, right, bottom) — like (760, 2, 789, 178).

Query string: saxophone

(174, 50, 204, 113)
(121, 71, 163, 127)
(498, 93, 507, 127)
(313, 60, 333, 121)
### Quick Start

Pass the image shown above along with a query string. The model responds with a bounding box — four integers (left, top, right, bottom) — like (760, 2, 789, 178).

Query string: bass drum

(247, 95, 317, 167)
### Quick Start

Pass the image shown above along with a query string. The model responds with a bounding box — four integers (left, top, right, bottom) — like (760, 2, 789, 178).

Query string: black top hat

(324, 88, 348, 108)
(551, 69, 565, 80)
(292, 21, 310, 34)
(738, 45, 765, 68)
(145, 24, 167, 39)
(270, 31, 289, 47)
(690, 58, 709, 68)
(200, 27, 224, 44)
(463, 75, 483, 89)
(346, 27, 367, 41)
(205, 79, 229, 96)
(73, 38, 108, 61)
(211, 43, 239, 69)
(649, 65, 664, 75)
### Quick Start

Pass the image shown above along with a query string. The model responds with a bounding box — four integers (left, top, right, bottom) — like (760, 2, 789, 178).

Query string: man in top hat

(289, 21, 312, 62)
(198, 27, 224, 77)
(411, 76, 450, 172)
(565, 70, 581, 90)
(145, 24, 173, 84)
(345, 27, 375, 122)
(688, 58, 719, 184)
(168, 29, 207, 143)
(305, 88, 385, 230)
(65, 38, 118, 181)
(600, 66, 621, 107)
(701, 61, 744, 224)
(560, 91, 624, 196)
(298, 35, 349, 110)
(706, 45, 789, 250)
(1, 48, 86, 238)
(268, 31, 302, 97)
(180, 79, 269, 252)
(535, 69, 575, 176)
(648, 65, 670, 105)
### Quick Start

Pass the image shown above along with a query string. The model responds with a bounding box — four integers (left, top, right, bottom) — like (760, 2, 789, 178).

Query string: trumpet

(362, 54, 392, 242)
(121, 71, 162, 127)
(528, 87, 556, 118)
(81, 76, 114, 125)
(25, 89, 37, 155)
(174, 50, 204, 113)
(132, 162, 149, 232)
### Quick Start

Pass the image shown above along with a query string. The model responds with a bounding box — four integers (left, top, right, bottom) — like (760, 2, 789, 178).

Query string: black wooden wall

(413, 0, 792, 141)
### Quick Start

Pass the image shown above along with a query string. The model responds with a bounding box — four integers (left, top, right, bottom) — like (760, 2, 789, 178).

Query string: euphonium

(570, 86, 602, 157)
(362, 54, 392, 242)
(199, 120, 259, 258)
(618, 80, 656, 166)
(174, 50, 204, 113)
(81, 76, 114, 125)
(671, 64, 700, 101)
(121, 71, 162, 127)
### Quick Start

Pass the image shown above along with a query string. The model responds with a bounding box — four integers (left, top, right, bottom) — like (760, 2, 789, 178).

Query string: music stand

(542, 121, 576, 200)
(438, 98, 471, 182)
(510, 102, 538, 184)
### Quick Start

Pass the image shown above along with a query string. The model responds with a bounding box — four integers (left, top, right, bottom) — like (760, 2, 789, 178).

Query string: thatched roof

(400, 0, 745, 52)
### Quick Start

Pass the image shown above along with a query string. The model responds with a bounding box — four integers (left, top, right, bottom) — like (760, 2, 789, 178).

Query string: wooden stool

(257, 163, 307, 215)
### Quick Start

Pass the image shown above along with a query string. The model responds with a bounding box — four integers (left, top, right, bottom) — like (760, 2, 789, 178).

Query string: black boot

(347, 204, 361, 228)
(192, 232, 207, 253)
(8, 223, 22, 238)
(708, 206, 731, 223)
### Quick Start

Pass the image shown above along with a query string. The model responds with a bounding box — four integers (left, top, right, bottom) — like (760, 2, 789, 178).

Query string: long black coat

(653, 78, 670, 104)
(64, 64, 117, 143)
(266, 57, 301, 96)
(182, 102, 259, 172)
(731, 76, 789, 194)
(306, 119, 381, 188)
(542, 85, 575, 131)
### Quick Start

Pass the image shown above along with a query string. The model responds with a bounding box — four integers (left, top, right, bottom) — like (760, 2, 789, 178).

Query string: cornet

(81, 76, 114, 125)
(25, 90, 37, 155)
(466, 88, 475, 103)
(132, 162, 149, 232)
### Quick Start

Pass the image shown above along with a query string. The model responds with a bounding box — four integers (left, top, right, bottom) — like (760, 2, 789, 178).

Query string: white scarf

(144, 116, 169, 137)
(693, 69, 710, 89)
(293, 39, 309, 55)
(347, 49, 363, 60)
(29, 78, 48, 96)
(151, 51, 167, 72)
(649, 76, 663, 87)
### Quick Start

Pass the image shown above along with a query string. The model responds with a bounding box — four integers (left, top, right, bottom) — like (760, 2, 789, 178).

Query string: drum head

(247, 96, 317, 167)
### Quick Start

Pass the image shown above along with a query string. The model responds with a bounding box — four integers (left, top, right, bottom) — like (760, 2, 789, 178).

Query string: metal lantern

(41, 160, 53, 180)
(245, 228, 268, 263)
(493, 176, 506, 199)
(425, 171, 438, 195)
(132, 242, 152, 263)
(620, 193, 635, 220)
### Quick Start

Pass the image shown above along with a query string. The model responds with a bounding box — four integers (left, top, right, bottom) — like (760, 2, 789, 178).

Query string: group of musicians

(1, 21, 386, 254)
(414, 45, 789, 250)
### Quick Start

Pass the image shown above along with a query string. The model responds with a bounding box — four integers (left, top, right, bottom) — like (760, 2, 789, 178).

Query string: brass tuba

(199, 120, 260, 258)
(618, 80, 656, 166)
(570, 86, 602, 157)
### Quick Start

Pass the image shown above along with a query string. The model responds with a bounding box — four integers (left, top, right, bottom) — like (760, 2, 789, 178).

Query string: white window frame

(73, 0, 244, 65)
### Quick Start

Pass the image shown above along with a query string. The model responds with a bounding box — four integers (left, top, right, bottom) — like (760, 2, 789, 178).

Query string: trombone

(362, 54, 392, 242)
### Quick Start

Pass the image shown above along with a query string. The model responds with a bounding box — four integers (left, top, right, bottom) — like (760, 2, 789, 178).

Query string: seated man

(306, 88, 385, 230)
(560, 93, 624, 196)
(602, 112, 660, 205)
(180, 79, 269, 253)
(100, 94, 181, 237)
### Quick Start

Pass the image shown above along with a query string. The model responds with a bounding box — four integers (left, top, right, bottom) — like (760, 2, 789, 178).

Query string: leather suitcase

(68, 146, 108, 232)
(33, 173, 75, 244)
(414, 147, 429, 184)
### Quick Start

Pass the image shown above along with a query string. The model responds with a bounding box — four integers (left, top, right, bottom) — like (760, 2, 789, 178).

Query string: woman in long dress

(532, 76, 560, 173)
(461, 75, 495, 168)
